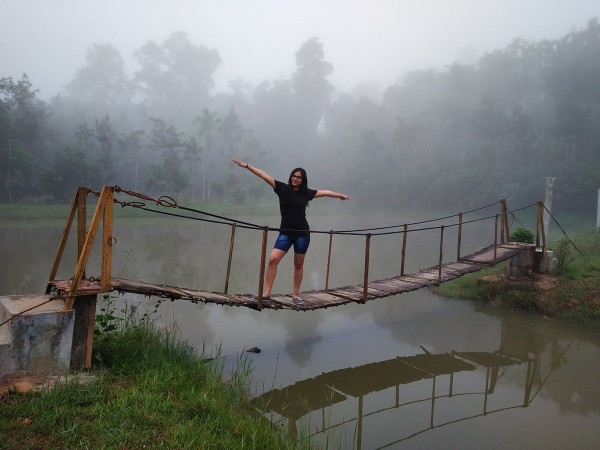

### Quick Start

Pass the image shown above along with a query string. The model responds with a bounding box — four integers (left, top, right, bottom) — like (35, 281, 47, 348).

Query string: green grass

(0, 317, 309, 449)
(434, 228, 600, 330)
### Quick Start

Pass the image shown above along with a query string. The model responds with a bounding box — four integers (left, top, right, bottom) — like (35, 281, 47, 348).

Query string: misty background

(1, 1, 600, 213)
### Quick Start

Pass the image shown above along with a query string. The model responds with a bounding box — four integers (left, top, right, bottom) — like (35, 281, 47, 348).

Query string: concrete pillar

(543, 177, 556, 238)
(0, 295, 74, 377)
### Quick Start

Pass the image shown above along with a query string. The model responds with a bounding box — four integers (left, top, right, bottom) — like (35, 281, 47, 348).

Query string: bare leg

(264, 248, 286, 297)
(293, 252, 306, 297)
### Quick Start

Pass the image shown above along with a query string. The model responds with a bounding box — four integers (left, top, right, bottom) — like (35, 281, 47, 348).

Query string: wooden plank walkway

(50, 242, 534, 311)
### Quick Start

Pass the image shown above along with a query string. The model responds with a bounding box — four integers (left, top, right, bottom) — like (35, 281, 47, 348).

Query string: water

(2, 211, 600, 449)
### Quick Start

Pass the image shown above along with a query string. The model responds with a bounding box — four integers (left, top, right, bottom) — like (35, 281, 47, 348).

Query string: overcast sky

(2, 0, 599, 99)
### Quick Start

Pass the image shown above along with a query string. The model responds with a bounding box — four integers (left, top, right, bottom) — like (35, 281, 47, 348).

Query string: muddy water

(2, 212, 600, 449)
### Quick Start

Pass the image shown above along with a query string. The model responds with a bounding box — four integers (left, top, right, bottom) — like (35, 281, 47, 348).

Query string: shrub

(510, 227, 534, 243)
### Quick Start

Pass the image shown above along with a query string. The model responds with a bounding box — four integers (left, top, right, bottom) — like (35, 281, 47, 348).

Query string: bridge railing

(48, 186, 546, 311)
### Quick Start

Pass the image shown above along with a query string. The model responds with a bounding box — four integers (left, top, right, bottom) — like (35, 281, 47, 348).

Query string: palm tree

(194, 108, 220, 200)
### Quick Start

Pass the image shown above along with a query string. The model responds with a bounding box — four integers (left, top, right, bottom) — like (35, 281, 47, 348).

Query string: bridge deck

(51, 242, 534, 311)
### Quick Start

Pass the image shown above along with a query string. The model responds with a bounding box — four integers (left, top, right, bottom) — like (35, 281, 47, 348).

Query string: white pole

(543, 177, 555, 238)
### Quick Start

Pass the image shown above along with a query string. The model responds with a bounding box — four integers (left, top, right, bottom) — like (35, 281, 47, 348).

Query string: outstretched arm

(232, 159, 275, 188)
(314, 190, 350, 200)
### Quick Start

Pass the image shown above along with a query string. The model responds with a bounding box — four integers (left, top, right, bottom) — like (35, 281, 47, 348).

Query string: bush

(510, 227, 534, 243)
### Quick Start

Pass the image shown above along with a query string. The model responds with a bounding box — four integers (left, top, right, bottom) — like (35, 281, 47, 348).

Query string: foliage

(3, 21, 600, 210)
(434, 228, 600, 331)
(552, 238, 573, 275)
(0, 316, 304, 449)
(41, 145, 96, 202)
(510, 227, 535, 244)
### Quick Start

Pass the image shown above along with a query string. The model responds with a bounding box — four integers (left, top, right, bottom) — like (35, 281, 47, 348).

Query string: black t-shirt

(274, 180, 317, 236)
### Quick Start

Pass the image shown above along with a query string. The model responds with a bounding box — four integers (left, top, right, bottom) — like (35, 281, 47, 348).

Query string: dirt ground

(0, 371, 95, 396)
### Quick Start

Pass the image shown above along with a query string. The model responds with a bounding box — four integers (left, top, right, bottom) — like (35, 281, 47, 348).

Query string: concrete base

(0, 295, 74, 377)
(506, 248, 534, 278)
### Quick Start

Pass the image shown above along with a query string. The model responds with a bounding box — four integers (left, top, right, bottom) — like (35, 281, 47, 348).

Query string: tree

(94, 115, 117, 184)
(194, 109, 220, 200)
(41, 145, 94, 202)
(66, 44, 131, 104)
(145, 118, 190, 196)
(291, 37, 334, 144)
(133, 32, 221, 117)
(0, 74, 41, 202)
(117, 129, 146, 191)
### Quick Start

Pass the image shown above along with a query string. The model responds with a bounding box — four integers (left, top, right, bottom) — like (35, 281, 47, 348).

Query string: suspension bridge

(1, 185, 553, 372)
(46, 185, 546, 312)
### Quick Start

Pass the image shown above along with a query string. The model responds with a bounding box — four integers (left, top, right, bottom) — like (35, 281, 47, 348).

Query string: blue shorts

(274, 233, 311, 254)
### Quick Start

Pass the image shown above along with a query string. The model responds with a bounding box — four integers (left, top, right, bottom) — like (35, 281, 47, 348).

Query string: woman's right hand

(232, 159, 247, 168)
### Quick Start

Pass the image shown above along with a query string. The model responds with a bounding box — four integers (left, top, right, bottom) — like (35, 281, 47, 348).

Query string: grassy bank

(433, 228, 600, 331)
(0, 318, 304, 449)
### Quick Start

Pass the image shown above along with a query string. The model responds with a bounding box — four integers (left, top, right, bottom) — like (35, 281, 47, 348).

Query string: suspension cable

(333, 200, 501, 233)
(92, 186, 538, 237)
(541, 204, 589, 262)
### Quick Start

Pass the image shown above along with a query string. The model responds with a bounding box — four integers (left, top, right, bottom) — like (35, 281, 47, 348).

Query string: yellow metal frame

(46, 186, 115, 310)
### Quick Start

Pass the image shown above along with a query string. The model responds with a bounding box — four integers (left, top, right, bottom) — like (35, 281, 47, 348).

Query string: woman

(232, 159, 350, 304)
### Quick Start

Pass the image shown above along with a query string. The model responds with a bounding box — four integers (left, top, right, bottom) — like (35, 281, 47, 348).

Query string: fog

(3, 0, 597, 99)
(2, 0, 600, 216)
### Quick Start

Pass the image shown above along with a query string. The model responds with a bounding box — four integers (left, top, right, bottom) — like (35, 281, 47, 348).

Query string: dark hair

(288, 167, 310, 202)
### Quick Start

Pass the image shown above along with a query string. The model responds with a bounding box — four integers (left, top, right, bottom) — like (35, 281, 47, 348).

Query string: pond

(1, 208, 599, 449)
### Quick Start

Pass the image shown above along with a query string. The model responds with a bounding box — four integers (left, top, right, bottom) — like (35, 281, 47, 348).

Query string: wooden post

(456, 212, 463, 262)
(438, 226, 444, 284)
(325, 230, 333, 290)
(224, 223, 237, 294)
(363, 233, 371, 301)
(536, 202, 541, 248)
(493, 214, 498, 265)
(400, 224, 407, 275)
(84, 295, 97, 369)
(257, 226, 269, 310)
(500, 198, 510, 243)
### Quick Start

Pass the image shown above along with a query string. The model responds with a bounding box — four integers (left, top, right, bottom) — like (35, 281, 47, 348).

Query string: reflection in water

(253, 316, 572, 449)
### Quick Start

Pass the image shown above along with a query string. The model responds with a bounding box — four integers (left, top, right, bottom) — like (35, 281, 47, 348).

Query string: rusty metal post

(77, 187, 87, 267)
(456, 212, 463, 262)
(325, 230, 333, 290)
(47, 187, 81, 293)
(438, 226, 444, 284)
(224, 223, 237, 294)
(100, 188, 114, 291)
(64, 186, 112, 310)
(493, 214, 498, 265)
(401, 224, 407, 275)
(363, 233, 371, 301)
(257, 226, 269, 310)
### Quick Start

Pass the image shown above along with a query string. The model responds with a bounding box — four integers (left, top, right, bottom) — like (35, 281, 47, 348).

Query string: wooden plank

(298, 292, 350, 308)
(377, 277, 429, 291)
(326, 287, 372, 302)
(367, 281, 403, 294)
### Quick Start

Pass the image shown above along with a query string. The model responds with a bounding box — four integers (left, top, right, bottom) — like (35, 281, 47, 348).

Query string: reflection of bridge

(48, 186, 543, 312)
(252, 343, 566, 449)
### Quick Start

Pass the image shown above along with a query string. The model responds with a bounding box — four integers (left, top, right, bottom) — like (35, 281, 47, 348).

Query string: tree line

(1, 20, 599, 214)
